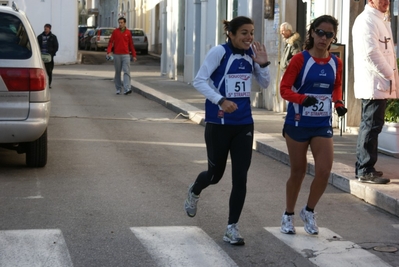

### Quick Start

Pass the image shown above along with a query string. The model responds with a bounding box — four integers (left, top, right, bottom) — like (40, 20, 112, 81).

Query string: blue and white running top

(193, 41, 270, 125)
(284, 50, 340, 127)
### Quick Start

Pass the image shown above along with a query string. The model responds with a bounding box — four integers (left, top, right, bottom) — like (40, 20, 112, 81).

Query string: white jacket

(352, 4, 399, 99)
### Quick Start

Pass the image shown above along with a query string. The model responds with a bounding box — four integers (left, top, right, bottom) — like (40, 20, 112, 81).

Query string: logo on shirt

(238, 62, 246, 70)
(227, 74, 250, 80)
(319, 69, 327, 77)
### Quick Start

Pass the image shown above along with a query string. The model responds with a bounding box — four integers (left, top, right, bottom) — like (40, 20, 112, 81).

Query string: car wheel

(142, 49, 148, 55)
(26, 129, 47, 168)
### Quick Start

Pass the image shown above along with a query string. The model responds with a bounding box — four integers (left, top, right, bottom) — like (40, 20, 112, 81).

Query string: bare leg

(307, 136, 333, 209)
(285, 134, 309, 213)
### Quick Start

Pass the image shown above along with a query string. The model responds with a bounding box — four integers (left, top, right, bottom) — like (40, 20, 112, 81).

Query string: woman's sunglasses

(314, 29, 334, 39)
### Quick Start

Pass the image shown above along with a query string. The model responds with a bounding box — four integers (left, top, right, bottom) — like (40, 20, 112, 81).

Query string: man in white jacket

(352, 0, 399, 184)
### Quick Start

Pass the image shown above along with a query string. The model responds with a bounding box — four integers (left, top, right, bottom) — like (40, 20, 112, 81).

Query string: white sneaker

(280, 213, 296, 234)
(300, 206, 319, 235)
(184, 183, 199, 217)
(223, 223, 245, 245)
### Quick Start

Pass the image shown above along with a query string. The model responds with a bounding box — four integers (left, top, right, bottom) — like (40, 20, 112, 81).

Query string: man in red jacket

(107, 17, 137, 95)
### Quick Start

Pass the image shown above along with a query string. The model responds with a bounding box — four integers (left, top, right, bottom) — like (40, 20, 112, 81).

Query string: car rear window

(79, 27, 88, 34)
(131, 30, 144, 36)
(100, 29, 114, 36)
(0, 13, 32, 59)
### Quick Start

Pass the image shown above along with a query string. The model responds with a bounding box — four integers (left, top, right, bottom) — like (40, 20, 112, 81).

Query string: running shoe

(358, 172, 390, 184)
(124, 89, 132, 95)
(184, 183, 199, 217)
(300, 206, 319, 235)
(223, 223, 245, 246)
(280, 213, 296, 234)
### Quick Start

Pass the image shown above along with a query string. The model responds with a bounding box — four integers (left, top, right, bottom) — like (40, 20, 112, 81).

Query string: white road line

(131, 226, 238, 267)
(49, 138, 205, 147)
(265, 227, 391, 267)
(0, 229, 73, 267)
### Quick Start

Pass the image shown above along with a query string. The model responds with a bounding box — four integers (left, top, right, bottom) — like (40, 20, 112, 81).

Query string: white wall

(13, 0, 78, 64)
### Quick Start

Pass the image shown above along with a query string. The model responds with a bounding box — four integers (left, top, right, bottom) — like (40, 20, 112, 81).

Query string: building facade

(7, 0, 78, 64)
(42, 0, 399, 130)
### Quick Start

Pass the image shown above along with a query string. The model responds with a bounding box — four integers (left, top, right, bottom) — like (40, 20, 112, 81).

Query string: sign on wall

(264, 0, 274, 19)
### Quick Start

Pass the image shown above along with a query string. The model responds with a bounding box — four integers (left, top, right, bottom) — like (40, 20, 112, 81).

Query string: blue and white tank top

(285, 50, 338, 127)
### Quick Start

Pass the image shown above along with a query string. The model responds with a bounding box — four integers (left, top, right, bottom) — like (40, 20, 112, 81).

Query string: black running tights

(192, 123, 254, 225)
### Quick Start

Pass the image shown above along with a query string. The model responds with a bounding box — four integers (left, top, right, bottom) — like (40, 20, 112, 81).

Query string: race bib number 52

(302, 94, 331, 117)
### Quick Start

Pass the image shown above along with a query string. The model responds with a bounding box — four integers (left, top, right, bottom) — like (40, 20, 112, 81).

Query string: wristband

(218, 97, 226, 105)
(260, 61, 271, 68)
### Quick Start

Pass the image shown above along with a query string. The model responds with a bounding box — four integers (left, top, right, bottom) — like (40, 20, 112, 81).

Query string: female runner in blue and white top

(184, 16, 270, 246)
(279, 15, 347, 236)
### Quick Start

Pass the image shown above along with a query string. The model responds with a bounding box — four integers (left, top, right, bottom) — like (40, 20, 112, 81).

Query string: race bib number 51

(225, 74, 252, 98)
(302, 94, 331, 117)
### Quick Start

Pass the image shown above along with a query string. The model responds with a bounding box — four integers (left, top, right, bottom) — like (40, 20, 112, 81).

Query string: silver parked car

(0, 2, 50, 167)
(131, 28, 148, 54)
(90, 27, 114, 51)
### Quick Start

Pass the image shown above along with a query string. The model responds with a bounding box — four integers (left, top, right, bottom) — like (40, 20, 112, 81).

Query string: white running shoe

(184, 183, 199, 217)
(223, 223, 245, 246)
(300, 206, 319, 235)
(280, 213, 296, 234)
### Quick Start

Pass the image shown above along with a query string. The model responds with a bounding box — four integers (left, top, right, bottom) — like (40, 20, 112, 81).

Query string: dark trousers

(192, 123, 254, 225)
(356, 99, 387, 176)
(44, 57, 54, 86)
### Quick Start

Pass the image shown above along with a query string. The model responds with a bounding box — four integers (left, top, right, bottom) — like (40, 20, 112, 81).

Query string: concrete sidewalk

(126, 54, 399, 218)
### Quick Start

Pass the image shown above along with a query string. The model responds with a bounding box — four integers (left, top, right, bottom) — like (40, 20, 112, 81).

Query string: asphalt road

(0, 51, 398, 267)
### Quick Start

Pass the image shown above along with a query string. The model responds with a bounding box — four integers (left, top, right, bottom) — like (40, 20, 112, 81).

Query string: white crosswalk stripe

(0, 229, 73, 267)
(131, 226, 239, 267)
(265, 227, 392, 267)
(0, 227, 392, 266)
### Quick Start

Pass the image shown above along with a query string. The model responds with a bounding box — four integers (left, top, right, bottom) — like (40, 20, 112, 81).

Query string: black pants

(192, 123, 254, 225)
(45, 57, 54, 86)
(356, 99, 387, 175)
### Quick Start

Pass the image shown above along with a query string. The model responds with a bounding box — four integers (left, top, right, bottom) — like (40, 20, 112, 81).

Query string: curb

(131, 80, 399, 218)
(253, 134, 399, 217)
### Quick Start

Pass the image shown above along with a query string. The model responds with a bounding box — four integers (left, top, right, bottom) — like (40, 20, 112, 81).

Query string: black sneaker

(358, 173, 390, 184)
(356, 170, 383, 178)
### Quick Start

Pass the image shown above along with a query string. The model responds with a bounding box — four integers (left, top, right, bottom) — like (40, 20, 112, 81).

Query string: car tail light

(0, 68, 47, 91)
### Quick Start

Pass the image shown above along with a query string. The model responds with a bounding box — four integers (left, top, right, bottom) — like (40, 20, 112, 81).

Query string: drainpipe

(193, 0, 201, 76)
(161, 0, 168, 75)
(200, 0, 208, 63)
(275, 0, 283, 112)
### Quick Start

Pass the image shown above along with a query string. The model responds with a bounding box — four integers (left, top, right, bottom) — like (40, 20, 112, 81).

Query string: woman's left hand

(251, 41, 268, 66)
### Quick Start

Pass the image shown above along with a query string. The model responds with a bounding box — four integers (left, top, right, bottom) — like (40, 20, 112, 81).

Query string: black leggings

(192, 123, 254, 224)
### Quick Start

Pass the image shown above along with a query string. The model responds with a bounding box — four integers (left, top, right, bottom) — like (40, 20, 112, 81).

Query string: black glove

(336, 106, 347, 117)
(302, 96, 318, 107)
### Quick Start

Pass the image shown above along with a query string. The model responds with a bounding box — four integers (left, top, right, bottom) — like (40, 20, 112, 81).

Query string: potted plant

(384, 99, 399, 123)
(377, 59, 399, 157)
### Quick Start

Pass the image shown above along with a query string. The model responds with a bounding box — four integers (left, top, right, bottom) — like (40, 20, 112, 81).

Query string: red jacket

(107, 28, 136, 57)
